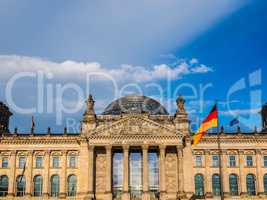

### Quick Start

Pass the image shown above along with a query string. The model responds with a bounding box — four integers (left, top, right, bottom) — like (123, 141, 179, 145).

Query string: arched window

(212, 174, 220, 196)
(67, 175, 77, 196)
(194, 174, 204, 196)
(246, 174, 256, 195)
(229, 174, 238, 195)
(33, 175, 43, 196)
(0, 175, 8, 197)
(51, 175, 60, 197)
(16, 175, 25, 196)
(264, 174, 267, 194)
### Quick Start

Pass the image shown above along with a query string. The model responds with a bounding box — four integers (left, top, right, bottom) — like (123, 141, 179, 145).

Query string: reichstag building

(0, 95, 267, 200)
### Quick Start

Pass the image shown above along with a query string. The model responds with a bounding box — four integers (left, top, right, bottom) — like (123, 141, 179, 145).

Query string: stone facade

(0, 96, 267, 200)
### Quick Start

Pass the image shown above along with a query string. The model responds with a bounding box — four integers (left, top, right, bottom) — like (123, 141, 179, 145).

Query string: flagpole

(217, 114, 224, 200)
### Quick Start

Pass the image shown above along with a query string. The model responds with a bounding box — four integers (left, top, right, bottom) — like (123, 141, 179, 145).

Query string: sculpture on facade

(262, 103, 267, 130)
(176, 95, 186, 113)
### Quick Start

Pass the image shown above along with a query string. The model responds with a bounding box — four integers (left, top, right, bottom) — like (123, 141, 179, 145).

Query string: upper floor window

(246, 156, 253, 167)
(19, 157, 26, 169)
(229, 156, 236, 167)
(36, 157, 43, 168)
(69, 156, 76, 168)
(264, 156, 267, 167)
(212, 156, 219, 167)
(1, 157, 8, 168)
(52, 157, 60, 168)
(195, 156, 202, 167)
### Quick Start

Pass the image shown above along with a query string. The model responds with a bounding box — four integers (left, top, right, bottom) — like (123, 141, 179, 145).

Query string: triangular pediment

(89, 115, 182, 139)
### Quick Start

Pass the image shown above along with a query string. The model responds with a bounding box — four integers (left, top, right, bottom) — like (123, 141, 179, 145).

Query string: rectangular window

(212, 156, 219, 167)
(52, 157, 60, 168)
(264, 156, 267, 167)
(195, 156, 202, 167)
(246, 156, 253, 167)
(36, 157, 43, 168)
(19, 157, 26, 169)
(229, 156, 236, 167)
(69, 156, 76, 168)
(2, 157, 8, 168)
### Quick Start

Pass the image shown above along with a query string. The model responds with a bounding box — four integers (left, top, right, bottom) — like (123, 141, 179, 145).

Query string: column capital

(61, 150, 68, 156)
(105, 145, 112, 151)
(27, 150, 34, 155)
(176, 145, 183, 150)
(142, 144, 149, 151)
(123, 145, 130, 151)
(44, 150, 51, 155)
(10, 150, 16, 156)
(88, 145, 95, 151)
(159, 145, 166, 151)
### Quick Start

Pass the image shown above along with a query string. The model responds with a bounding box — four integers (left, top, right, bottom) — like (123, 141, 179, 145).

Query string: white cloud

(190, 58, 199, 65)
(0, 55, 212, 83)
(191, 64, 213, 73)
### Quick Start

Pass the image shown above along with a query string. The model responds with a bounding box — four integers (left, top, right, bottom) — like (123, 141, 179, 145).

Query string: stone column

(43, 150, 50, 197)
(221, 152, 228, 195)
(59, 151, 67, 198)
(106, 145, 112, 200)
(238, 151, 246, 195)
(204, 151, 212, 197)
(122, 145, 130, 200)
(177, 146, 184, 197)
(25, 151, 33, 196)
(7, 151, 16, 197)
(88, 146, 95, 198)
(256, 150, 264, 195)
(142, 145, 150, 200)
(159, 145, 166, 200)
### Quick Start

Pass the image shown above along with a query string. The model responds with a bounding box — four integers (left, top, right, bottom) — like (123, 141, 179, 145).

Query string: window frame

(212, 155, 219, 167)
(68, 156, 76, 168)
(195, 156, 203, 167)
(52, 156, 60, 168)
(246, 156, 253, 167)
(35, 156, 43, 169)
(1, 157, 8, 168)
(229, 155, 236, 167)
(18, 157, 26, 169)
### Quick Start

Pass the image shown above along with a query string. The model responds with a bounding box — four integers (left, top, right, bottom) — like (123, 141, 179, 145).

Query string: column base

(177, 192, 186, 199)
(7, 193, 14, 197)
(160, 191, 167, 200)
(86, 192, 95, 200)
(205, 192, 213, 198)
(122, 192, 130, 200)
(106, 192, 113, 200)
(59, 192, 67, 199)
(142, 191, 150, 200)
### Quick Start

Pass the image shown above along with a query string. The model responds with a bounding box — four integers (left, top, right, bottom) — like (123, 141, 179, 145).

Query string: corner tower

(0, 102, 13, 133)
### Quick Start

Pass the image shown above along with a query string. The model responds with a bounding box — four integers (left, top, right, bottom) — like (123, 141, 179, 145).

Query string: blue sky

(0, 0, 266, 133)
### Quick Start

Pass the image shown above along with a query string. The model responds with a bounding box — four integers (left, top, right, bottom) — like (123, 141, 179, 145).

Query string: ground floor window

(16, 175, 25, 197)
(195, 174, 204, 196)
(0, 175, 8, 197)
(247, 174, 256, 195)
(212, 174, 220, 196)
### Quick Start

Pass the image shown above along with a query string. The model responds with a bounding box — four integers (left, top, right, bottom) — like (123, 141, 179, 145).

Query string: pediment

(89, 115, 182, 139)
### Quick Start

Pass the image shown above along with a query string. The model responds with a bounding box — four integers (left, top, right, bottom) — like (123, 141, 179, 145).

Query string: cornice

(0, 135, 82, 145)
(198, 134, 267, 144)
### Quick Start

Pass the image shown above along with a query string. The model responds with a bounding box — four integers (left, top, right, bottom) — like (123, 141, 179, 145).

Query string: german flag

(192, 104, 218, 146)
